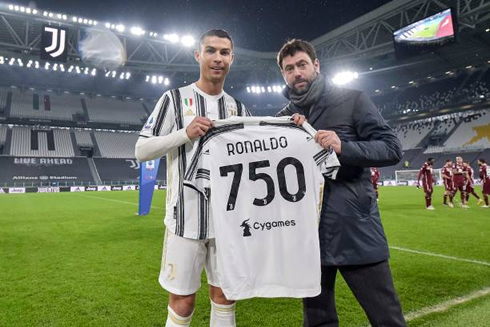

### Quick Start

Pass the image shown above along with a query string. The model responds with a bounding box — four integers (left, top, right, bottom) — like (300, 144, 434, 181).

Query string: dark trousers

(303, 260, 406, 327)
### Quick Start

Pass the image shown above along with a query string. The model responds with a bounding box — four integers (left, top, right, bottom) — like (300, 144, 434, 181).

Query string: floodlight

(332, 71, 359, 85)
(164, 34, 180, 43)
(181, 35, 195, 47)
(131, 27, 145, 36)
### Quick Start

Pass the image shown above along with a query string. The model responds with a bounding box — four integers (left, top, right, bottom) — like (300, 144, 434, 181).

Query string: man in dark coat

(276, 39, 406, 327)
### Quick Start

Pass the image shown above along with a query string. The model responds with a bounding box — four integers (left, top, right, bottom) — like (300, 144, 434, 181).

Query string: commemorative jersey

(418, 163, 433, 185)
(480, 164, 490, 184)
(184, 116, 340, 300)
(453, 163, 466, 185)
(139, 83, 250, 240)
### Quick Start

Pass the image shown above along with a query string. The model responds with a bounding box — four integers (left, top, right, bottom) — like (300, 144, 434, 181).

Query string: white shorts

(159, 229, 220, 295)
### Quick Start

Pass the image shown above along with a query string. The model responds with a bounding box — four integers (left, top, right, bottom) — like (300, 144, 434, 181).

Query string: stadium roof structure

(0, 0, 489, 96)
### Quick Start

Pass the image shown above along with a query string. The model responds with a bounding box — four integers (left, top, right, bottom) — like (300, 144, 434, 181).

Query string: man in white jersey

(135, 29, 249, 327)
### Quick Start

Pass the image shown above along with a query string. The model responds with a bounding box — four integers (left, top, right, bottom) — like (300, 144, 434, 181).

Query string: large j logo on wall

(41, 25, 68, 62)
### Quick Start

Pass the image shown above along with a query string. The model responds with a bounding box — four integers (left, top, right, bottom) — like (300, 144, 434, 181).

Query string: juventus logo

(41, 26, 68, 62)
(126, 159, 140, 169)
(44, 27, 66, 57)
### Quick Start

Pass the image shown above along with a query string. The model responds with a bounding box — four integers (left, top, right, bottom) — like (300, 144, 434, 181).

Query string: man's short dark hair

(463, 160, 469, 164)
(199, 29, 233, 50)
(277, 39, 318, 70)
(445, 159, 452, 163)
(479, 158, 486, 163)
(428, 157, 434, 162)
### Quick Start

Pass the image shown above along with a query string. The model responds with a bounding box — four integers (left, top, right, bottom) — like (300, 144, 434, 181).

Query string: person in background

(453, 156, 469, 209)
(371, 167, 380, 200)
(478, 158, 490, 208)
(463, 161, 483, 205)
(417, 158, 435, 210)
(441, 159, 454, 208)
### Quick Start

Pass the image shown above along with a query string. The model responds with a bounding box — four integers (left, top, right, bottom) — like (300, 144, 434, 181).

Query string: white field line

(405, 287, 490, 322)
(75, 193, 164, 210)
(390, 246, 490, 267)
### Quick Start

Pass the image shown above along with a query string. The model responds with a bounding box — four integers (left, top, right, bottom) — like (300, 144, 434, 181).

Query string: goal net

(395, 169, 442, 186)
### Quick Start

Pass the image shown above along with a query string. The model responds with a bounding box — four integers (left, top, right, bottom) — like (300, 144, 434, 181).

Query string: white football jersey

(184, 116, 340, 300)
(139, 83, 249, 240)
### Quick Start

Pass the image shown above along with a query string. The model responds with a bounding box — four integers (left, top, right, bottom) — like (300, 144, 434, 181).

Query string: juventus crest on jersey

(184, 116, 340, 300)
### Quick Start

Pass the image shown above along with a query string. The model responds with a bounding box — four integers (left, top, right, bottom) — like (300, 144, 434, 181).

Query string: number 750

(219, 157, 306, 211)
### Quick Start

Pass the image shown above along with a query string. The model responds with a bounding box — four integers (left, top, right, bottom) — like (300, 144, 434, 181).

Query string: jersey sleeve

(241, 103, 252, 117)
(234, 98, 252, 117)
(312, 147, 340, 180)
(135, 91, 191, 162)
(302, 122, 340, 179)
(139, 92, 175, 138)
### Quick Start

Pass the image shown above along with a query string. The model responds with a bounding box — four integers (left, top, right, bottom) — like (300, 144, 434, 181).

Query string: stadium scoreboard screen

(393, 8, 457, 60)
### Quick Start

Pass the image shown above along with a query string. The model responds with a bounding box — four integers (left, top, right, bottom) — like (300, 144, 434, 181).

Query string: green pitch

(1, 187, 489, 326)
(411, 21, 439, 39)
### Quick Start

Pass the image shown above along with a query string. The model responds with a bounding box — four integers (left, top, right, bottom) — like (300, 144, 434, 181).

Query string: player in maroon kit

(441, 159, 455, 208)
(478, 158, 490, 208)
(417, 158, 435, 210)
(371, 167, 380, 200)
(463, 161, 483, 205)
(453, 156, 469, 208)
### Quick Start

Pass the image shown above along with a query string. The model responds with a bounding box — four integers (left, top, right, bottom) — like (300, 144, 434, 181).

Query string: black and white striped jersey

(184, 116, 340, 299)
(139, 83, 249, 240)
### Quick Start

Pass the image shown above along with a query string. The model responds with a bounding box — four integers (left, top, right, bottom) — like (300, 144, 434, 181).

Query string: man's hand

(186, 117, 213, 141)
(292, 114, 307, 126)
(315, 130, 342, 154)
